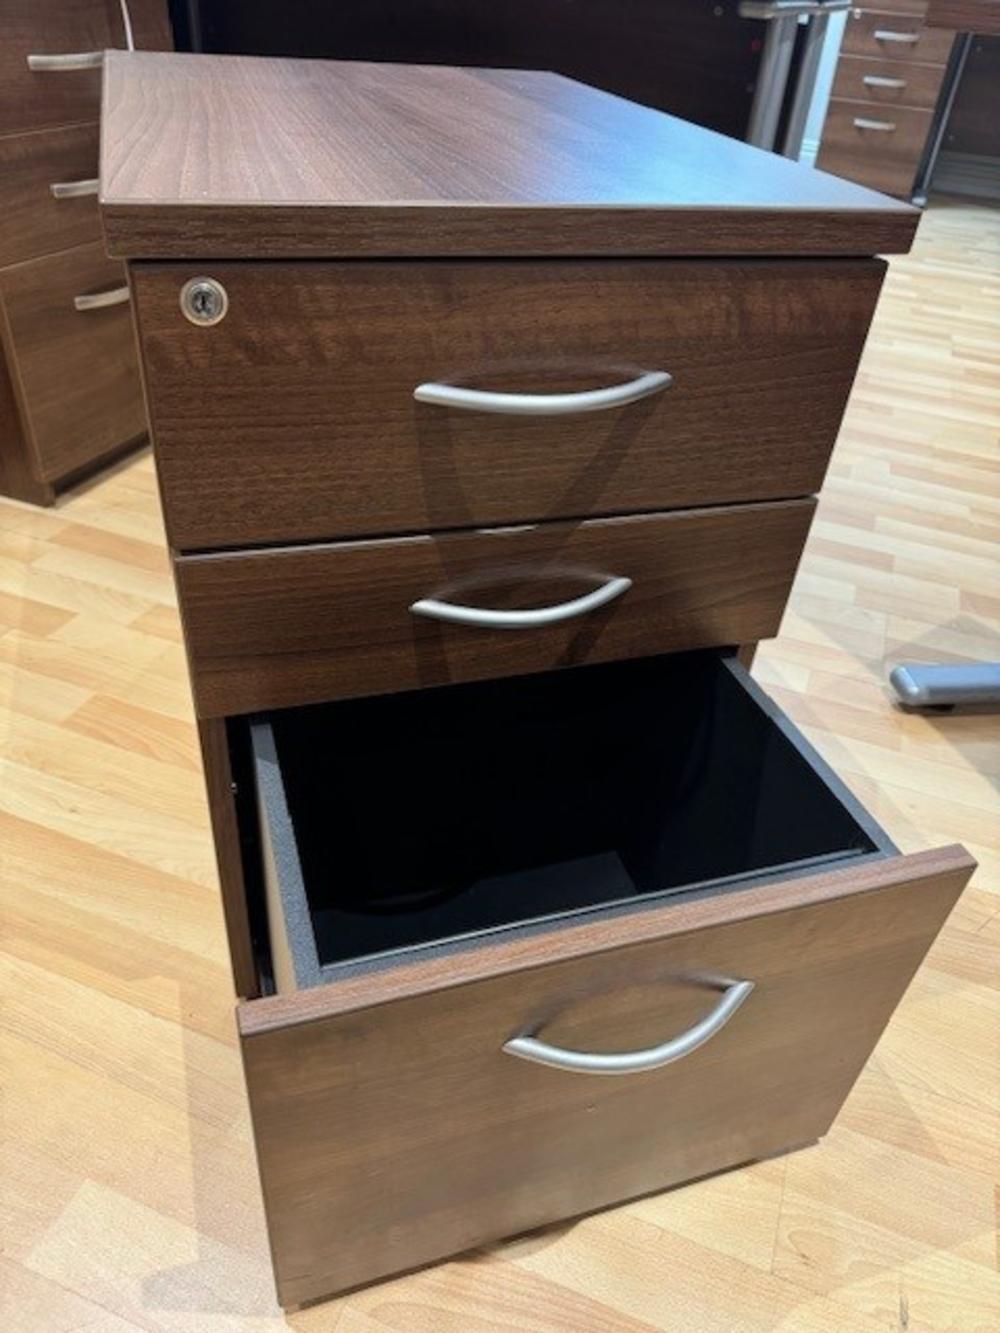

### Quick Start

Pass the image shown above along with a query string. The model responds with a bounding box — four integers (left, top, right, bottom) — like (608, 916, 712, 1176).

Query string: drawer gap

(245, 649, 895, 992)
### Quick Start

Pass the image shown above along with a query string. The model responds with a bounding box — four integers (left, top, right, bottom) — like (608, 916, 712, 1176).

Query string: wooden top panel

(100, 50, 919, 258)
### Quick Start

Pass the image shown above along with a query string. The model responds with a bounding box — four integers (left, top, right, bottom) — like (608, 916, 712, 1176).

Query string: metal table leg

(890, 662, 1000, 708)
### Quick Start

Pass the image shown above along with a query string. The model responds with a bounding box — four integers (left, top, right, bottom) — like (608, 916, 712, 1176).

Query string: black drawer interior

(249, 650, 893, 990)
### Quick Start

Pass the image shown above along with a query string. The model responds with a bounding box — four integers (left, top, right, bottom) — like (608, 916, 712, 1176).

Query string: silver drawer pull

(853, 117, 897, 132)
(410, 575, 632, 629)
(413, 370, 672, 416)
(862, 74, 907, 89)
(504, 979, 755, 1075)
(73, 285, 130, 312)
(27, 51, 104, 71)
(51, 178, 99, 199)
(873, 29, 919, 43)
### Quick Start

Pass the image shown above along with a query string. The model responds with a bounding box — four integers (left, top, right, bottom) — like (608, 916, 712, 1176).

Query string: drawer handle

(503, 979, 755, 1075)
(73, 285, 130, 312)
(50, 178, 99, 199)
(853, 117, 897, 132)
(27, 51, 104, 71)
(873, 29, 919, 43)
(413, 370, 672, 416)
(862, 74, 907, 90)
(410, 575, 632, 629)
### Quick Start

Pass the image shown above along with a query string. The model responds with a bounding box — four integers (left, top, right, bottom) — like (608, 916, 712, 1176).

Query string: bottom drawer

(818, 98, 934, 197)
(0, 240, 145, 482)
(236, 650, 973, 1305)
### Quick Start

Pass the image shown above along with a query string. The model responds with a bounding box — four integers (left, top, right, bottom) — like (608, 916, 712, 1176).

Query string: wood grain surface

(100, 50, 920, 259)
(0, 123, 101, 269)
(830, 53, 949, 112)
(175, 500, 815, 716)
(926, 0, 1000, 32)
(0, 198, 997, 1332)
(841, 10, 956, 63)
(135, 258, 881, 550)
(0, 241, 146, 482)
(819, 100, 936, 197)
(239, 849, 972, 1304)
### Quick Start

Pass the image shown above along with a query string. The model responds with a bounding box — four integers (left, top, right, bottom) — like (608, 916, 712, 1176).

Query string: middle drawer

(133, 259, 882, 551)
(175, 498, 814, 716)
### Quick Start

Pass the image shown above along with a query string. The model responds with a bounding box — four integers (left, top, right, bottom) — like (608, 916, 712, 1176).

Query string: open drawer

(236, 651, 973, 1305)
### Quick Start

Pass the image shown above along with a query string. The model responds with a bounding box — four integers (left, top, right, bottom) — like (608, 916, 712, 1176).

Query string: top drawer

(841, 11, 955, 63)
(133, 259, 883, 550)
(2, 0, 120, 135)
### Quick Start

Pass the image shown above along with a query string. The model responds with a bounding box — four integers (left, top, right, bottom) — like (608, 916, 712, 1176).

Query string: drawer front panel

(1, 0, 119, 135)
(134, 259, 883, 550)
(818, 99, 934, 196)
(831, 54, 948, 111)
(841, 11, 955, 63)
(0, 242, 146, 482)
(175, 499, 815, 716)
(1, 0, 171, 136)
(239, 847, 973, 1305)
(0, 124, 101, 269)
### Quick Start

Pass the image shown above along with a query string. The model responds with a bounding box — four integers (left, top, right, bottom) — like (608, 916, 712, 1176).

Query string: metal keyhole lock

(179, 276, 228, 326)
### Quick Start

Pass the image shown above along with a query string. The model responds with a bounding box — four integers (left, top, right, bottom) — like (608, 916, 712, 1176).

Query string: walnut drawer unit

(0, 123, 102, 269)
(100, 51, 975, 1309)
(1, 0, 172, 135)
(0, 0, 172, 504)
(134, 259, 881, 551)
(818, 98, 939, 195)
(0, 241, 146, 484)
(840, 9, 956, 63)
(830, 52, 950, 110)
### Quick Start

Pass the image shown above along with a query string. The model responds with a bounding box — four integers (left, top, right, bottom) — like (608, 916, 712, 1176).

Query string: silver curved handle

(853, 117, 897, 132)
(73, 286, 130, 312)
(862, 74, 906, 89)
(873, 29, 919, 43)
(413, 370, 672, 416)
(410, 575, 632, 629)
(503, 979, 755, 1075)
(51, 178, 99, 199)
(27, 51, 104, 71)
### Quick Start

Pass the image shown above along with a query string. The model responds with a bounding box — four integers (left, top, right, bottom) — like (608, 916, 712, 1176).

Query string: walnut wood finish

(134, 259, 881, 551)
(841, 10, 955, 63)
(819, 100, 936, 197)
(197, 718, 258, 999)
(0, 242, 146, 482)
(100, 51, 919, 260)
(0, 124, 101, 269)
(1, 0, 128, 136)
(0, 340, 52, 504)
(830, 54, 949, 111)
(175, 500, 815, 717)
(239, 845, 973, 1305)
(927, 0, 1000, 31)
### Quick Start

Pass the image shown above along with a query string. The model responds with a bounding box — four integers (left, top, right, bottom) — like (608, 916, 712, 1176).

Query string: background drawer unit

(0, 123, 101, 269)
(238, 652, 975, 1304)
(818, 100, 935, 196)
(175, 498, 815, 716)
(830, 53, 948, 110)
(0, 241, 146, 481)
(841, 10, 955, 63)
(134, 259, 883, 550)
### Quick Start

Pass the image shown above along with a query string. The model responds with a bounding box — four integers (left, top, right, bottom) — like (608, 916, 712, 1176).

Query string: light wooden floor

(1, 198, 998, 1333)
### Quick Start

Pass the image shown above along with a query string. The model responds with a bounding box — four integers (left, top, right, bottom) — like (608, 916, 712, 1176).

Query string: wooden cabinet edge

(237, 844, 975, 1037)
